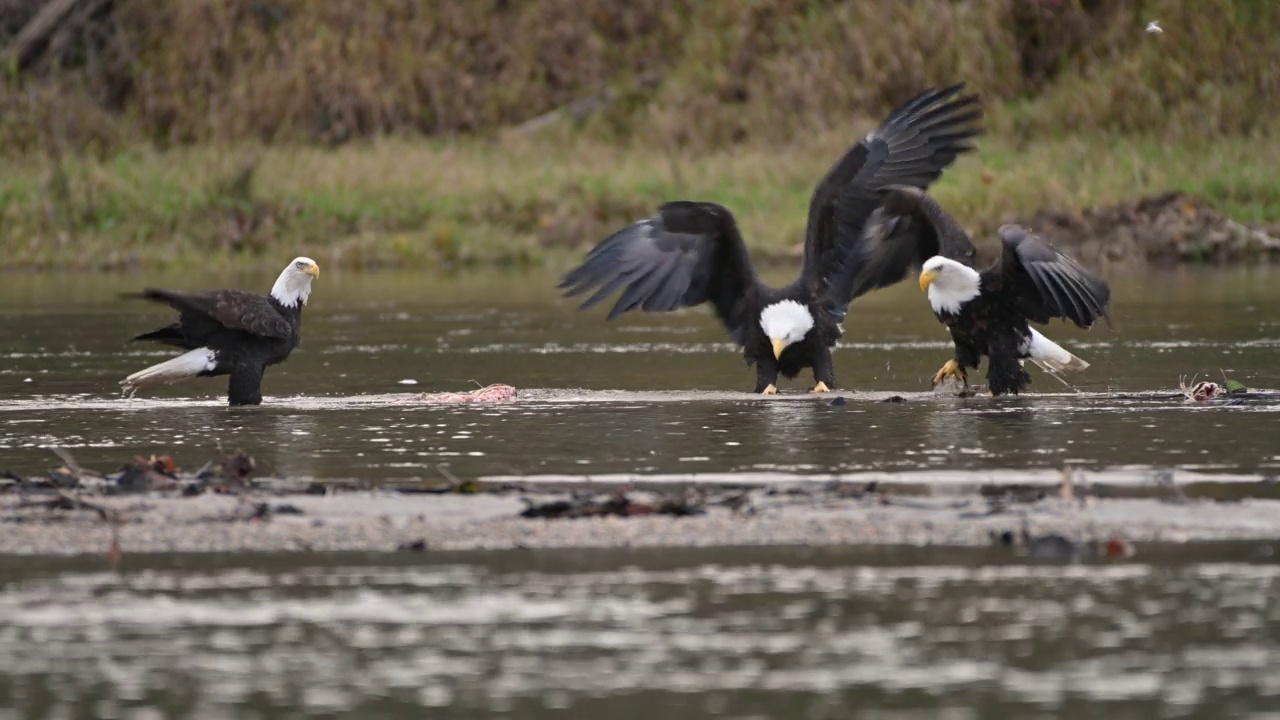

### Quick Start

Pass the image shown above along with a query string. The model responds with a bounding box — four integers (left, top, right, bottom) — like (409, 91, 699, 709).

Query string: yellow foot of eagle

(810, 382, 831, 393)
(761, 384, 778, 395)
(931, 359, 968, 388)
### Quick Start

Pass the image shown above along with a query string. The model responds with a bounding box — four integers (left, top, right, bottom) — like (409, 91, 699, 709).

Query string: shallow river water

(0, 266, 1278, 482)
(2, 266, 1280, 719)
(2, 544, 1279, 719)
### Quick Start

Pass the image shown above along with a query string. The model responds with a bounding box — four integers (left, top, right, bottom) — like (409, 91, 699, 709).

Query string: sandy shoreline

(4, 487, 1280, 558)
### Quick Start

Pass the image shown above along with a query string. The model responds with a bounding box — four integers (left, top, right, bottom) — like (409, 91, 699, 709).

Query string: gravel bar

(3, 490, 1280, 557)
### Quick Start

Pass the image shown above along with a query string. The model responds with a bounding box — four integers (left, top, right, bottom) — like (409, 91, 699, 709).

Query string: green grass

(1, 128, 1278, 272)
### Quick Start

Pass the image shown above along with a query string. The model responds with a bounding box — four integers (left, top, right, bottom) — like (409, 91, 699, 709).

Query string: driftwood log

(1, 0, 94, 71)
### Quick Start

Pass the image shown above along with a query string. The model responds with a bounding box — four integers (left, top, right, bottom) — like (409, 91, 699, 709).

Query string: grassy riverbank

(1, 0, 1277, 270)
(2, 129, 1277, 272)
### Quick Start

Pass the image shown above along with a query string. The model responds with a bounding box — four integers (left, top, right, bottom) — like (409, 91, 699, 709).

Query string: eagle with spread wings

(559, 84, 983, 393)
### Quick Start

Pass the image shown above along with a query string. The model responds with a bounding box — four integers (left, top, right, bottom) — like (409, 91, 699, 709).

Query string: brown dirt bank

(1008, 192, 1280, 267)
(778, 192, 1280, 269)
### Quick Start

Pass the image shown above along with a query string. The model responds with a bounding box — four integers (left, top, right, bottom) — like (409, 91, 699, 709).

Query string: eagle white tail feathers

(1025, 329, 1089, 373)
(121, 347, 218, 396)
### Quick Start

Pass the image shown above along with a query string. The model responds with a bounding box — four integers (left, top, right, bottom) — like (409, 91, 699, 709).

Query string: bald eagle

(120, 257, 320, 406)
(831, 186, 1111, 396)
(559, 85, 983, 393)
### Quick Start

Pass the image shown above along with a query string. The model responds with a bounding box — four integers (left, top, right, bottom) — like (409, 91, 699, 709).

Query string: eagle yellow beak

(919, 268, 939, 292)
(305, 263, 321, 278)
(771, 339, 786, 359)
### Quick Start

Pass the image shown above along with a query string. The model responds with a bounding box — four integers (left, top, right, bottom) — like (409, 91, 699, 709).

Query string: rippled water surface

(1, 266, 1278, 481)
(3, 267, 1280, 718)
(1, 544, 1278, 719)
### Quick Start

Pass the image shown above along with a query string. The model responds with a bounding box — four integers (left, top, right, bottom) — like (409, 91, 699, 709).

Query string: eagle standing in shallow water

(558, 85, 984, 393)
(831, 185, 1111, 396)
(120, 257, 320, 406)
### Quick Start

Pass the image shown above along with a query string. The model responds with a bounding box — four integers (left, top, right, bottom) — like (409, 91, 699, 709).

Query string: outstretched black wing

(989, 225, 1111, 329)
(802, 84, 983, 300)
(826, 185, 978, 303)
(558, 201, 759, 338)
(133, 289, 294, 341)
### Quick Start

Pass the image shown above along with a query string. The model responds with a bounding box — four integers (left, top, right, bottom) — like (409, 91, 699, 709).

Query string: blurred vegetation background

(0, 0, 1276, 271)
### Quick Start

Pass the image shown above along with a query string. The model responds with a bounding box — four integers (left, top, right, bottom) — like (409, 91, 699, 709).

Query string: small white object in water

(22, 378, 31, 383)
(397, 379, 419, 385)
(1145, 20, 1163, 34)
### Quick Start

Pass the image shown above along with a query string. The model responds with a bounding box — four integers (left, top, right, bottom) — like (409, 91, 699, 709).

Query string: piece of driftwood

(511, 90, 613, 136)
(1, 0, 91, 71)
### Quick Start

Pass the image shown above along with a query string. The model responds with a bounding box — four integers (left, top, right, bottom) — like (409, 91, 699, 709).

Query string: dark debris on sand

(992, 522, 1136, 562)
(3, 447, 265, 499)
(520, 491, 707, 520)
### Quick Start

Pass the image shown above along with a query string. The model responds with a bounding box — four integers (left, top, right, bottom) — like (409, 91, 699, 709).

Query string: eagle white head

(918, 256, 981, 315)
(271, 256, 321, 308)
(759, 300, 814, 359)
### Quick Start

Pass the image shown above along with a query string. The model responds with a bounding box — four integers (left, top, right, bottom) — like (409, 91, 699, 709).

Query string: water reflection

(0, 544, 1276, 718)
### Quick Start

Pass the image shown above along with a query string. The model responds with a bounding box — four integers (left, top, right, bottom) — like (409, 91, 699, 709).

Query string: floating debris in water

(397, 379, 419, 385)
(1179, 374, 1248, 402)
(116, 454, 179, 493)
(219, 449, 257, 486)
(413, 383, 517, 404)
(425, 465, 482, 494)
(1105, 533, 1136, 558)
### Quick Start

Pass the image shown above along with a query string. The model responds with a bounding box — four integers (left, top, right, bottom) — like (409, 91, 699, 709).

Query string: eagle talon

(760, 384, 778, 395)
(931, 359, 967, 388)
(810, 381, 831, 393)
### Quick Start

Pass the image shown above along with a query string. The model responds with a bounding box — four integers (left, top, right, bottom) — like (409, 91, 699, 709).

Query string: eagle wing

(989, 225, 1111, 328)
(558, 201, 759, 339)
(826, 185, 979, 303)
(802, 84, 983, 302)
(140, 289, 295, 340)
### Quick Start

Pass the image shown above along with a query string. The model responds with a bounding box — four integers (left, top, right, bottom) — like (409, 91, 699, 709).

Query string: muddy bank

(1011, 192, 1280, 266)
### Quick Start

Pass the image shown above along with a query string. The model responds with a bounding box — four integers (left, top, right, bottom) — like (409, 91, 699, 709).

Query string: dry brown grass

(2, 0, 1277, 150)
(1, 0, 1276, 270)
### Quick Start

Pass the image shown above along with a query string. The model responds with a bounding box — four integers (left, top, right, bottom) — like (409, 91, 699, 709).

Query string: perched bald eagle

(559, 85, 983, 393)
(831, 186, 1111, 395)
(120, 257, 320, 406)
